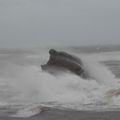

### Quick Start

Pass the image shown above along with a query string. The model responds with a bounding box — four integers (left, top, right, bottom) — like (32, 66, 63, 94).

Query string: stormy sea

(1, 46, 120, 120)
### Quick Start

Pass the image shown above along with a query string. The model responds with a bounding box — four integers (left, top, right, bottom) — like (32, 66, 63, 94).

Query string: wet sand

(1, 108, 120, 120)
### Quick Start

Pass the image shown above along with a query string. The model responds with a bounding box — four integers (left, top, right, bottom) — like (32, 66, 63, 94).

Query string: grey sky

(0, 0, 120, 48)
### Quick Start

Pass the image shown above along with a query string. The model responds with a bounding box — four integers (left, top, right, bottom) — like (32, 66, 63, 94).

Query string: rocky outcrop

(41, 49, 88, 78)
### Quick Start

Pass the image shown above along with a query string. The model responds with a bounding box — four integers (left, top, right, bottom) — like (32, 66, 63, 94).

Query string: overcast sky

(0, 0, 120, 48)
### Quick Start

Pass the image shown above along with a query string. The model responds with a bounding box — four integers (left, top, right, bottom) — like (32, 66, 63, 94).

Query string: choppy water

(0, 47, 120, 117)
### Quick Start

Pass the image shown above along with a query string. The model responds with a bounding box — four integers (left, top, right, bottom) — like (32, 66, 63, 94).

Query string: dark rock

(41, 49, 88, 78)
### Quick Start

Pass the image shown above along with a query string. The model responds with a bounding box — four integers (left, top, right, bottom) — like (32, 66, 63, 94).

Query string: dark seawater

(0, 46, 120, 119)
(1, 108, 120, 120)
(102, 60, 120, 78)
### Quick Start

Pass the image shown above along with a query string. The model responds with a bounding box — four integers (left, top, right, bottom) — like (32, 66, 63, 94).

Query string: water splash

(0, 49, 120, 117)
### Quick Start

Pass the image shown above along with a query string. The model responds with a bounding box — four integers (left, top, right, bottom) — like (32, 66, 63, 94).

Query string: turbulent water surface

(0, 47, 120, 117)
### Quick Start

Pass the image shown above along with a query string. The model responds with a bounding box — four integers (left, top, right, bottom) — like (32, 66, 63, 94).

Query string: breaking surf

(0, 47, 120, 117)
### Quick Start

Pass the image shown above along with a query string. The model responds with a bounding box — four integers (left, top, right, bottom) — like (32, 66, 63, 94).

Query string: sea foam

(0, 49, 120, 117)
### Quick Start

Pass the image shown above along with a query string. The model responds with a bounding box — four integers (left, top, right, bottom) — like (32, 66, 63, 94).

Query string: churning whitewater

(0, 48, 120, 117)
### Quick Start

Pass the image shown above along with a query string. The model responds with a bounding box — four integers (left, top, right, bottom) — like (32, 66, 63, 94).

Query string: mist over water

(1, 48, 120, 117)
